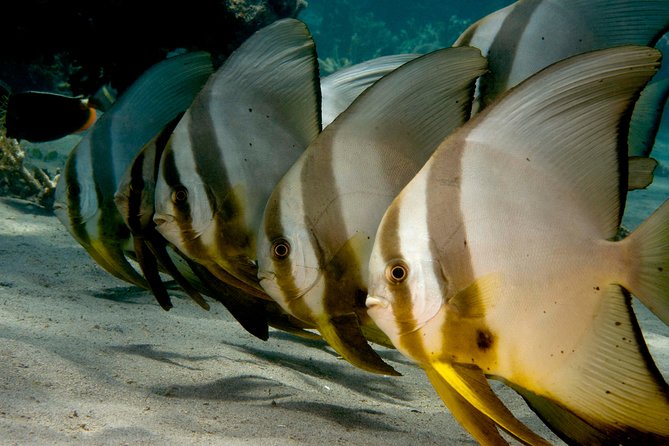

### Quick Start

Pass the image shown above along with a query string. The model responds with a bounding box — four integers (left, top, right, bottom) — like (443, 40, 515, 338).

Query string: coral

(0, 132, 58, 209)
(318, 55, 352, 75)
(227, 0, 308, 26)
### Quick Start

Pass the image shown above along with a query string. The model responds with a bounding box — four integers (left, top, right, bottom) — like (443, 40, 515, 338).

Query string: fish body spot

(476, 329, 494, 351)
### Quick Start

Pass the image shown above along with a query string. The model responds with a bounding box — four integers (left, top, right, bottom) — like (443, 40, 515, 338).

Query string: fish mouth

(257, 268, 322, 303)
(153, 213, 175, 227)
(365, 295, 389, 309)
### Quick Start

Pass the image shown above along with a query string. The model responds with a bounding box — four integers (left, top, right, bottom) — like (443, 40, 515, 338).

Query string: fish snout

(366, 295, 389, 309)
(153, 213, 175, 228)
(257, 270, 275, 281)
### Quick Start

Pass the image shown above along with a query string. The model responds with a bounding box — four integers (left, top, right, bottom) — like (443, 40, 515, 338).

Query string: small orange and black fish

(0, 82, 100, 142)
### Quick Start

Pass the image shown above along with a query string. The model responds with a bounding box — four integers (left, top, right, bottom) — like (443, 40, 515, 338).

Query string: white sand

(0, 136, 667, 445)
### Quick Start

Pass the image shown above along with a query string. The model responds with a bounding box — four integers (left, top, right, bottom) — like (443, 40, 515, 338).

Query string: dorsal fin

(103, 51, 213, 195)
(629, 78, 669, 157)
(464, 45, 661, 238)
(179, 18, 321, 231)
(299, 46, 488, 244)
(453, 0, 669, 108)
(320, 54, 419, 127)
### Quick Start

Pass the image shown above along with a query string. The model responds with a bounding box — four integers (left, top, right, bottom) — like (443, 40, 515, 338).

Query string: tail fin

(624, 198, 669, 325)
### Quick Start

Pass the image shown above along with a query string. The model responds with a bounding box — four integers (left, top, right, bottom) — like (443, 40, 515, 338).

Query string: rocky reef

(0, 0, 306, 96)
(0, 132, 58, 208)
(0, 0, 306, 208)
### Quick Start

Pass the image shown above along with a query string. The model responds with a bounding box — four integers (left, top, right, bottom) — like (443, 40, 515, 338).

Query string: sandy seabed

(0, 137, 667, 445)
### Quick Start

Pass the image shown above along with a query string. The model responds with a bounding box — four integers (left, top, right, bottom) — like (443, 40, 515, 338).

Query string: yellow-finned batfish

(367, 46, 669, 445)
(53, 51, 213, 290)
(115, 122, 317, 341)
(152, 19, 322, 297)
(454, 0, 669, 189)
(114, 119, 211, 311)
(152, 18, 417, 299)
(257, 47, 488, 376)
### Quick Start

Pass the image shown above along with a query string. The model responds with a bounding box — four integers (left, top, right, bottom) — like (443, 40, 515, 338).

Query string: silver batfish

(53, 52, 213, 290)
(367, 46, 669, 445)
(257, 47, 488, 376)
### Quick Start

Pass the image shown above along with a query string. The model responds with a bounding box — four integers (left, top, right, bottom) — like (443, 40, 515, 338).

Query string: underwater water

(299, 0, 514, 74)
(298, 0, 669, 231)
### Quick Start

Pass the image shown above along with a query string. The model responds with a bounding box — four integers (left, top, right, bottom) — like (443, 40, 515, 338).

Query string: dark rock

(0, 0, 307, 97)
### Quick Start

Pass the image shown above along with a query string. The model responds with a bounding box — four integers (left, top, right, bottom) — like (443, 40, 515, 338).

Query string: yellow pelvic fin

(423, 364, 509, 446)
(319, 313, 400, 376)
(88, 239, 148, 289)
(430, 361, 550, 446)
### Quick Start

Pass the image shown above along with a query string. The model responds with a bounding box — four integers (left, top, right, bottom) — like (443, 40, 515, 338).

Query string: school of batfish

(44, 0, 669, 444)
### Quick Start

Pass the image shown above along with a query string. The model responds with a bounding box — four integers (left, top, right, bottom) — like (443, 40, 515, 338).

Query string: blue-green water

(300, 0, 513, 72)
(299, 1, 669, 231)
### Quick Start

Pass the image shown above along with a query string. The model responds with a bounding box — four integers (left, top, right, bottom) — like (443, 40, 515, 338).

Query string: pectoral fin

(430, 361, 550, 446)
(319, 313, 400, 376)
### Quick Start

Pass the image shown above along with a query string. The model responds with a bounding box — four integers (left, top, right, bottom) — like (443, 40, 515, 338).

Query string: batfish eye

(386, 261, 409, 284)
(171, 186, 188, 203)
(67, 183, 80, 196)
(271, 238, 291, 260)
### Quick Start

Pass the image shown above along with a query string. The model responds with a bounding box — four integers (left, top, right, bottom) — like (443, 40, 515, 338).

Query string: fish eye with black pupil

(386, 261, 408, 284)
(67, 184, 80, 196)
(171, 186, 188, 203)
(272, 239, 290, 260)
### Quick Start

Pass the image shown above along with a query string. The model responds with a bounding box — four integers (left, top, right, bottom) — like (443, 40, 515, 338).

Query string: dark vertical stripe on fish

(63, 150, 90, 246)
(161, 144, 199, 249)
(377, 196, 428, 363)
(187, 97, 227, 219)
(425, 130, 500, 368)
(187, 93, 253, 279)
(126, 151, 146, 234)
(299, 131, 363, 317)
(263, 185, 316, 321)
(478, 0, 541, 108)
